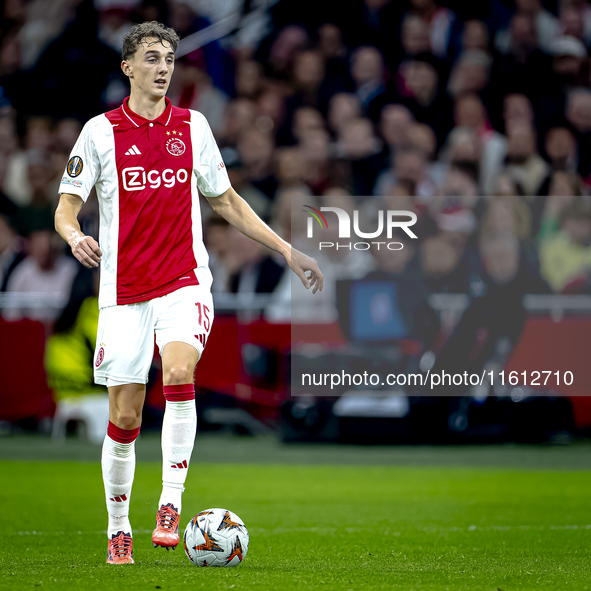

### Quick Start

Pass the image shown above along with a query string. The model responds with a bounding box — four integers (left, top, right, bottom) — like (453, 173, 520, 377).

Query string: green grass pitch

(1, 435, 591, 591)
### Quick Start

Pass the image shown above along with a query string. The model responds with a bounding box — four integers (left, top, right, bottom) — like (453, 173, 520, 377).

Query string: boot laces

(110, 532, 132, 558)
(157, 504, 179, 531)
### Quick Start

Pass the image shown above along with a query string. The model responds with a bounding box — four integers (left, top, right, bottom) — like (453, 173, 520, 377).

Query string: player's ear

(121, 60, 133, 79)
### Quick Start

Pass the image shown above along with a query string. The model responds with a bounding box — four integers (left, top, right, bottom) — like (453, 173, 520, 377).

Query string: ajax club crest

(166, 138, 186, 156)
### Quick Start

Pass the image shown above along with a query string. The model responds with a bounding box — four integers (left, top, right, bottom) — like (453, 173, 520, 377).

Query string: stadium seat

(51, 394, 109, 444)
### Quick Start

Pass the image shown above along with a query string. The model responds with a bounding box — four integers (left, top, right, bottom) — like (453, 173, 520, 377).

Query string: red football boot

(106, 531, 134, 564)
(152, 503, 180, 550)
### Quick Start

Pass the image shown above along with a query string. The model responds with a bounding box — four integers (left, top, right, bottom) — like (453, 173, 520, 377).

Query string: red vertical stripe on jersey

(106, 105, 198, 305)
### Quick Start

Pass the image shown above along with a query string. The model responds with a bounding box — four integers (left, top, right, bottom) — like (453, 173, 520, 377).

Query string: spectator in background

(95, 0, 134, 54)
(496, 0, 559, 55)
(408, 121, 447, 188)
(379, 104, 413, 157)
(503, 92, 535, 132)
(0, 30, 25, 106)
(461, 19, 489, 53)
(480, 195, 541, 280)
(566, 88, 591, 182)
(396, 56, 453, 146)
(441, 127, 482, 189)
(3, 116, 52, 206)
(298, 128, 348, 195)
(560, 5, 587, 45)
(317, 23, 350, 86)
(540, 199, 591, 292)
(420, 234, 469, 293)
(204, 213, 232, 294)
(291, 106, 325, 144)
(17, 0, 77, 70)
(542, 126, 579, 173)
(0, 117, 18, 161)
(400, 13, 432, 58)
(491, 12, 550, 103)
(255, 86, 286, 136)
(48, 118, 82, 198)
(4, 228, 77, 323)
(275, 146, 306, 188)
(504, 121, 549, 196)
(283, 49, 328, 119)
(292, 46, 346, 115)
(220, 147, 271, 221)
(566, 87, 591, 136)
(537, 191, 581, 243)
(167, 50, 229, 136)
(429, 193, 479, 260)
(374, 144, 437, 198)
(537, 35, 588, 124)
(235, 60, 264, 100)
(452, 92, 507, 195)
(327, 92, 362, 137)
(221, 98, 256, 147)
(561, 0, 591, 47)
(407, 0, 456, 60)
(494, 172, 525, 197)
(433, 235, 548, 394)
(336, 117, 384, 196)
(447, 51, 492, 100)
(0, 212, 24, 291)
(237, 126, 278, 199)
(226, 227, 285, 295)
(262, 24, 309, 81)
(350, 46, 388, 122)
(168, 1, 233, 95)
(13, 150, 56, 237)
(481, 196, 532, 242)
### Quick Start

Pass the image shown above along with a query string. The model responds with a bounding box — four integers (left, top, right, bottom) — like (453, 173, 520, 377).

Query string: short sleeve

(58, 120, 101, 202)
(194, 114, 231, 198)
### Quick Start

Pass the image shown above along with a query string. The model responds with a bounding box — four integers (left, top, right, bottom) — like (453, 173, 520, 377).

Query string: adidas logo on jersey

(125, 145, 142, 155)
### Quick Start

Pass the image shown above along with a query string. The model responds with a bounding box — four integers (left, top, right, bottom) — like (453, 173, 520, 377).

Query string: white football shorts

(93, 285, 213, 387)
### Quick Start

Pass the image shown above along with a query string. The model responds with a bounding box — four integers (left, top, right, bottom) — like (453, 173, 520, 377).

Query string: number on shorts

(195, 302, 211, 332)
(195, 302, 211, 349)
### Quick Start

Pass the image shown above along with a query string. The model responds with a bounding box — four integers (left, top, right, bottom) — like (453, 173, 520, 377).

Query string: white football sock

(159, 391, 197, 514)
(102, 423, 138, 538)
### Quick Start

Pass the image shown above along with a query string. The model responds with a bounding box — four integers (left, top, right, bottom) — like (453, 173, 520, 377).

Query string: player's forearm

(209, 188, 290, 258)
(55, 194, 85, 248)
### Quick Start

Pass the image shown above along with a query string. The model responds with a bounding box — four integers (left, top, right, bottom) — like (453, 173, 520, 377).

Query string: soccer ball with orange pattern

(183, 508, 249, 567)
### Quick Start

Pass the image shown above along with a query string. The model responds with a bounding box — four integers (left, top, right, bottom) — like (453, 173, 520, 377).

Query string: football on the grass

(183, 508, 249, 567)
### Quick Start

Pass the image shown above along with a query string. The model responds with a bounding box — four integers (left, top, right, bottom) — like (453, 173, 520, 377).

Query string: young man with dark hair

(55, 21, 323, 564)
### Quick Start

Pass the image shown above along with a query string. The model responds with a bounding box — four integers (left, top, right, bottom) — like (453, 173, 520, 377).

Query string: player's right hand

(70, 234, 102, 268)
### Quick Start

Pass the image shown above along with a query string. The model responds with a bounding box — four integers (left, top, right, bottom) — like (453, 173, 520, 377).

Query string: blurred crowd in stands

(1, 0, 591, 395)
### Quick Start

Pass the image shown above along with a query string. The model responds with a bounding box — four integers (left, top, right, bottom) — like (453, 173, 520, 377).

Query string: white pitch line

(16, 524, 591, 536)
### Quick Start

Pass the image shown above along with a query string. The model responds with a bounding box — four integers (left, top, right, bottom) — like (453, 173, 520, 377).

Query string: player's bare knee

(111, 408, 142, 430)
(164, 364, 195, 385)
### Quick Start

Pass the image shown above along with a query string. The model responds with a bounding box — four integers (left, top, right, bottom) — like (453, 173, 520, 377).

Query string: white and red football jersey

(59, 97, 231, 309)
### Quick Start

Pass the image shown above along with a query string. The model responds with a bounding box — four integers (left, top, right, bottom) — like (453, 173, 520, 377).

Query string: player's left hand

(286, 247, 324, 294)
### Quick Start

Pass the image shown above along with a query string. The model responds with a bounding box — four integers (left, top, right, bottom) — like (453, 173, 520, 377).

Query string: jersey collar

(121, 96, 173, 128)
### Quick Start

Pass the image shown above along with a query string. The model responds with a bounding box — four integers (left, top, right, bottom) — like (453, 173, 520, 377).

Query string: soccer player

(54, 21, 323, 564)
